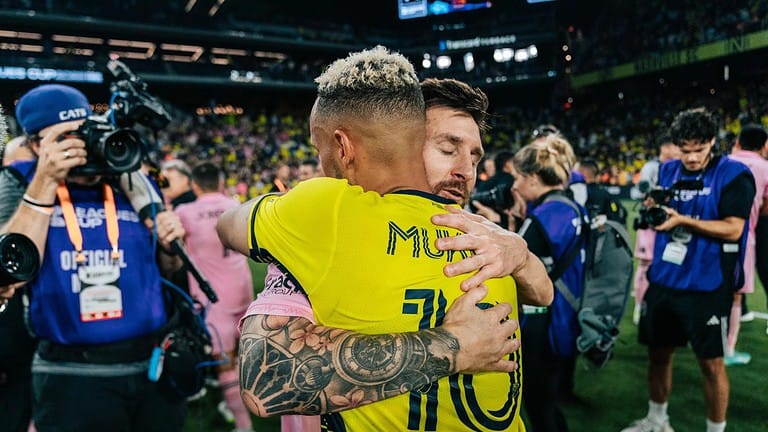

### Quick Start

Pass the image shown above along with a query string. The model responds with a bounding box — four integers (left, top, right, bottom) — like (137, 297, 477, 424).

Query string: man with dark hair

(297, 157, 321, 182)
(724, 123, 768, 365)
(623, 108, 755, 432)
(219, 48, 549, 430)
(175, 161, 254, 432)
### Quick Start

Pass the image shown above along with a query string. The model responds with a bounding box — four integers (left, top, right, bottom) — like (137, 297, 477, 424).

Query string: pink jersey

(729, 151, 768, 234)
(175, 193, 254, 314)
(728, 151, 768, 292)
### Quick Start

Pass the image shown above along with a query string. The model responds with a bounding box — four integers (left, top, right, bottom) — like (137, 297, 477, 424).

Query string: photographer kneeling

(0, 84, 187, 431)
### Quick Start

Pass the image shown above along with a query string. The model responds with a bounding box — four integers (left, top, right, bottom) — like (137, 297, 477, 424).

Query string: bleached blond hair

(314, 45, 425, 124)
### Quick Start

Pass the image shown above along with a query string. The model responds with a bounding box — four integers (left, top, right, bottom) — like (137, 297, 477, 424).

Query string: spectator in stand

(175, 162, 255, 432)
(161, 159, 195, 209)
(725, 124, 768, 365)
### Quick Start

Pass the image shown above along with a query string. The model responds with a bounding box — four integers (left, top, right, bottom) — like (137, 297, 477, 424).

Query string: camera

(0, 233, 40, 286)
(68, 60, 172, 176)
(65, 118, 144, 176)
(632, 188, 676, 230)
(470, 180, 515, 212)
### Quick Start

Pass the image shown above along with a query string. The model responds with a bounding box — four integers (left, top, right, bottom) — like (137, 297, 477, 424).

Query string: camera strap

(56, 182, 120, 265)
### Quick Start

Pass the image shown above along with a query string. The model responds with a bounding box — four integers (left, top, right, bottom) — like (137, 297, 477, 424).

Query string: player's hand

(432, 206, 530, 291)
(439, 285, 520, 374)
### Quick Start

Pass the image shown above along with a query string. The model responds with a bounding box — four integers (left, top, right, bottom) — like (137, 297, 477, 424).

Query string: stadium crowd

(569, 0, 768, 73)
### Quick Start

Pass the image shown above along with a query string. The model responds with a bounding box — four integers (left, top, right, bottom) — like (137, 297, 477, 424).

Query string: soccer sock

(648, 400, 668, 422)
(706, 418, 726, 432)
(726, 299, 741, 355)
(220, 368, 252, 429)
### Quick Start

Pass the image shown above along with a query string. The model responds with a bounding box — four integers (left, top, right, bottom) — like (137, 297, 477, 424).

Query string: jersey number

(402, 288, 519, 431)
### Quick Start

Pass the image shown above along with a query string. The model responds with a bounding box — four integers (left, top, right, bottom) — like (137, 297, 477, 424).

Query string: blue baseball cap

(15, 84, 92, 135)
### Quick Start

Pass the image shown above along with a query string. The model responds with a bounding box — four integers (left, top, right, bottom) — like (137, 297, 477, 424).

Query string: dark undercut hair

(421, 78, 490, 135)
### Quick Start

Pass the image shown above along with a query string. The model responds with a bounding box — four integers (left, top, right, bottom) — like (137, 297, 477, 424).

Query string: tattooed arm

(239, 286, 519, 417)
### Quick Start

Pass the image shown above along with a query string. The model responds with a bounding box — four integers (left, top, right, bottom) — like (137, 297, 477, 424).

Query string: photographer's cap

(15, 84, 92, 135)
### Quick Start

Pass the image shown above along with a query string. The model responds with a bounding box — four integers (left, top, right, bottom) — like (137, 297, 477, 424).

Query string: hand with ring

(34, 121, 87, 184)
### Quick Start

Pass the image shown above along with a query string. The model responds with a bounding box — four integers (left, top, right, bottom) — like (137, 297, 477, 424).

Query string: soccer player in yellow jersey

(219, 47, 544, 431)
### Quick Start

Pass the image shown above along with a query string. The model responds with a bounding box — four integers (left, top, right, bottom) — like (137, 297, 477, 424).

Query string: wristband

(23, 194, 55, 208)
(22, 201, 54, 215)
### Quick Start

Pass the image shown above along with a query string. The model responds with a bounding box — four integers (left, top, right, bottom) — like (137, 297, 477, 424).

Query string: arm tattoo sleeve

(239, 314, 459, 416)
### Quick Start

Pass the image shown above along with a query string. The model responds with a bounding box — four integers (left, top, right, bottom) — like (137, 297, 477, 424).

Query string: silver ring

(63, 150, 71, 159)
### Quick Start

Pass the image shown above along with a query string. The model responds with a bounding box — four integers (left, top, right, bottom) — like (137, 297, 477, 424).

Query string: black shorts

(638, 283, 732, 359)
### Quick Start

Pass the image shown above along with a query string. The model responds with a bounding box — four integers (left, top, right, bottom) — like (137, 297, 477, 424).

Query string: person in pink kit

(175, 161, 255, 432)
(725, 124, 768, 366)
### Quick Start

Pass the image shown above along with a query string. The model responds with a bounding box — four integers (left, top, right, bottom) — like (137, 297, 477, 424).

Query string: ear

(334, 128, 356, 168)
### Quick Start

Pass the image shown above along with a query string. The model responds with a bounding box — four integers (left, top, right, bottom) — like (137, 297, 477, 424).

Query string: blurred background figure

(162, 159, 196, 209)
(725, 123, 768, 366)
(296, 157, 321, 182)
(175, 162, 255, 432)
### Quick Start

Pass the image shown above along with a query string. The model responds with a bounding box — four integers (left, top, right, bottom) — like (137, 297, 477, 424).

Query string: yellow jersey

(248, 177, 524, 431)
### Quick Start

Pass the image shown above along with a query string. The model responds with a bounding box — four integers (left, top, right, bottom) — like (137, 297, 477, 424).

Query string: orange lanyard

(56, 182, 120, 265)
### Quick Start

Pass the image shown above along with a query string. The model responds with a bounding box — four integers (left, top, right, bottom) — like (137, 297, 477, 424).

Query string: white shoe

(218, 400, 236, 424)
(621, 416, 674, 432)
(740, 311, 755, 322)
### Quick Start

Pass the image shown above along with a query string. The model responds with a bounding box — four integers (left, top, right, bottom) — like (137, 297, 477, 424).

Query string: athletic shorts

(638, 283, 732, 359)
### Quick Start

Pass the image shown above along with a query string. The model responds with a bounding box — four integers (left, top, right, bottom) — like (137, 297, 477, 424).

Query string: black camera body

(633, 188, 675, 230)
(66, 117, 144, 176)
(633, 180, 703, 230)
(470, 180, 515, 212)
(67, 60, 171, 176)
(0, 233, 40, 286)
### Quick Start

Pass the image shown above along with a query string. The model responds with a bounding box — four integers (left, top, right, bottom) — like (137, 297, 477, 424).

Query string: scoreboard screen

(398, 0, 492, 20)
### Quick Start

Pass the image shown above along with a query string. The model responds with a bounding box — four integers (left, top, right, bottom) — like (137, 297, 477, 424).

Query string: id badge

(78, 265, 123, 322)
(661, 242, 687, 265)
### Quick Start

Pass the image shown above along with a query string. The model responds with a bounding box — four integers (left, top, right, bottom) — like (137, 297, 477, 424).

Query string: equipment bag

(547, 196, 634, 368)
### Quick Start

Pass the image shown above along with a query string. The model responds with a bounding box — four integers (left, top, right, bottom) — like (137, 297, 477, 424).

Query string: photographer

(0, 84, 187, 431)
(512, 134, 587, 432)
(623, 108, 755, 432)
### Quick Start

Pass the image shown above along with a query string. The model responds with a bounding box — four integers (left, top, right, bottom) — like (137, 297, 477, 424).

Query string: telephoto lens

(0, 233, 40, 286)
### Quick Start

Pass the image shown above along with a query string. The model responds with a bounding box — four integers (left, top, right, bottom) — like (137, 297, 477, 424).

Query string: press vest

(649, 156, 750, 292)
(10, 160, 167, 345)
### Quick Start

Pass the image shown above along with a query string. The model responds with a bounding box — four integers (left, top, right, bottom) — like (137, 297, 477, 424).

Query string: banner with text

(572, 30, 768, 88)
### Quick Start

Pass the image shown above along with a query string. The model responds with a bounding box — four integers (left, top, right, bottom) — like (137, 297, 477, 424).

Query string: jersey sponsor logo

(58, 107, 88, 121)
(263, 269, 301, 295)
(386, 221, 470, 262)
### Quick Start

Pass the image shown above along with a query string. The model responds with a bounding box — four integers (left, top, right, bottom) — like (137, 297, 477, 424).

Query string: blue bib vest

(11, 160, 167, 345)
(649, 156, 750, 292)
(530, 192, 587, 357)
